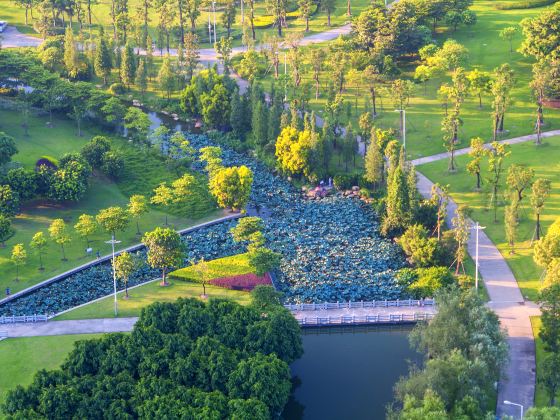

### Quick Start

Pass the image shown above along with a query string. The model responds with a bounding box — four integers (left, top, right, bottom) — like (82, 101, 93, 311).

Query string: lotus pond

(0, 132, 407, 315)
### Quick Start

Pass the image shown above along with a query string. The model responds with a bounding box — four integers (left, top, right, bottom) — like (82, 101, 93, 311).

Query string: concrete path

(415, 144, 544, 418)
(0, 26, 42, 48)
(0, 317, 138, 337)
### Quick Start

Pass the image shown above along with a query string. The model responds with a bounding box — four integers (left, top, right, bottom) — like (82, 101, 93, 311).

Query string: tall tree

(539, 283, 560, 353)
(136, 58, 148, 96)
(215, 37, 233, 74)
(221, 0, 237, 37)
(114, 251, 135, 298)
(531, 178, 552, 241)
(94, 36, 112, 85)
(128, 194, 149, 235)
(183, 32, 199, 83)
(0, 215, 14, 248)
(321, 0, 335, 26)
(308, 49, 325, 99)
(74, 214, 97, 248)
(467, 69, 491, 109)
(143, 227, 184, 286)
(466, 137, 486, 190)
(11, 243, 27, 282)
(64, 26, 79, 78)
(266, 0, 288, 36)
(151, 183, 174, 225)
(30, 231, 48, 271)
(298, 0, 313, 31)
(49, 218, 71, 261)
(157, 54, 175, 99)
(382, 164, 409, 237)
(96, 206, 130, 240)
(499, 26, 519, 53)
(364, 134, 384, 188)
(487, 141, 510, 223)
(491, 63, 515, 140)
(120, 42, 136, 88)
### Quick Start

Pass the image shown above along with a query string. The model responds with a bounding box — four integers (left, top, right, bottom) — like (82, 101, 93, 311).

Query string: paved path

(0, 317, 138, 337)
(1, 26, 42, 48)
(414, 130, 552, 417)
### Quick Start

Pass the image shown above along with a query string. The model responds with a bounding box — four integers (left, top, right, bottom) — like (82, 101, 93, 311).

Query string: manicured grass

(55, 278, 252, 320)
(0, 108, 222, 296)
(0, 334, 103, 411)
(531, 316, 552, 407)
(169, 252, 253, 281)
(418, 137, 560, 301)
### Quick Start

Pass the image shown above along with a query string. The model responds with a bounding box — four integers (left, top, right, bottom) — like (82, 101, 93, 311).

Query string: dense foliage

(3, 295, 303, 419)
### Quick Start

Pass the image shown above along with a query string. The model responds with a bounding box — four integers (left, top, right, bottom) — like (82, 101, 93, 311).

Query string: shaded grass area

(169, 253, 253, 282)
(531, 316, 551, 407)
(0, 334, 103, 411)
(418, 137, 560, 301)
(0, 108, 221, 296)
(55, 278, 252, 320)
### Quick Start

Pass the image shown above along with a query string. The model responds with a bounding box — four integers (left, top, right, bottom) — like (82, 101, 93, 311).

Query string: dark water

(282, 326, 420, 420)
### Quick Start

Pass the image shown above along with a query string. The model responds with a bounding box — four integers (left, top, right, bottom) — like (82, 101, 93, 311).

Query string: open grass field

(418, 137, 560, 301)
(0, 0, 371, 48)
(253, 0, 560, 160)
(0, 107, 221, 296)
(0, 334, 103, 412)
(56, 254, 257, 320)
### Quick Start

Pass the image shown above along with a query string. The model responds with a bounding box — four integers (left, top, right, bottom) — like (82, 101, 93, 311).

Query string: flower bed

(210, 272, 272, 291)
(0, 131, 407, 316)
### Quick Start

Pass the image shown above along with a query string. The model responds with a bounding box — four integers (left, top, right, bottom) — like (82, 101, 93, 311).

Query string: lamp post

(394, 109, 406, 152)
(208, 13, 212, 44)
(471, 222, 486, 291)
(504, 400, 524, 419)
(212, 0, 217, 44)
(105, 234, 122, 317)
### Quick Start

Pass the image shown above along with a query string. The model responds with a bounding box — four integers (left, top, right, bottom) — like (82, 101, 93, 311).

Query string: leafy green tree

(251, 285, 283, 310)
(399, 389, 448, 420)
(491, 64, 515, 140)
(364, 135, 384, 188)
(215, 37, 233, 74)
(120, 43, 136, 89)
(398, 224, 438, 268)
(505, 203, 517, 255)
(114, 251, 135, 298)
(466, 137, 486, 190)
(0, 185, 20, 217)
(467, 69, 491, 109)
(251, 100, 269, 151)
(210, 166, 253, 211)
(525, 407, 560, 419)
(128, 194, 149, 235)
(48, 160, 91, 203)
(507, 164, 534, 208)
(157, 54, 175, 99)
(124, 107, 151, 145)
(135, 58, 148, 97)
(451, 205, 470, 274)
(6, 168, 37, 201)
(248, 246, 282, 276)
(96, 206, 130, 240)
(94, 36, 112, 85)
(486, 141, 510, 222)
(539, 283, 560, 353)
(0, 132, 18, 167)
(49, 218, 71, 261)
(11, 243, 26, 281)
(81, 136, 111, 168)
(382, 165, 409, 237)
(74, 214, 97, 248)
(143, 227, 184, 286)
(151, 183, 174, 225)
(500, 26, 519, 53)
(275, 127, 314, 178)
(531, 178, 552, 241)
(298, 0, 314, 31)
(539, 354, 560, 406)
(30, 231, 48, 271)
(520, 4, 560, 61)
(0, 214, 14, 248)
(101, 97, 127, 129)
(321, 0, 336, 26)
(64, 26, 79, 78)
(221, 0, 236, 37)
(101, 151, 125, 179)
(231, 217, 265, 244)
(200, 83, 232, 129)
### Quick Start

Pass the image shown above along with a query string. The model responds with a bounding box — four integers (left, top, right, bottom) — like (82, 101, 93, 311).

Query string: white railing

(0, 314, 48, 324)
(297, 312, 435, 326)
(284, 298, 435, 312)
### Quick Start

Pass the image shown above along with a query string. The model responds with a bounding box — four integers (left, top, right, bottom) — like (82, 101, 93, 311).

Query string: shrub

(407, 267, 455, 298)
(109, 82, 126, 95)
(35, 155, 58, 170)
(333, 174, 358, 190)
(101, 151, 125, 179)
(209, 272, 272, 291)
(398, 224, 438, 268)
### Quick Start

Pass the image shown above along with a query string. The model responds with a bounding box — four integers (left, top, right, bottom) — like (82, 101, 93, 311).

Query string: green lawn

(418, 137, 560, 301)
(0, 334, 103, 412)
(169, 252, 254, 281)
(531, 316, 555, 407)
(0, 107, 221, 296)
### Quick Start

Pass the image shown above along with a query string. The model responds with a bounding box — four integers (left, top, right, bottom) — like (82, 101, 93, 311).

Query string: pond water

(282, 326, 420, 420)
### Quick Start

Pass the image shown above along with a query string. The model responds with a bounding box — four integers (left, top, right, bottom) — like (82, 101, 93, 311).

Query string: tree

(491, 64, 515, 140)
(210, 166, 254, 211)
(500, 26, 519, 53)
(49, 219, 71, 261)
(398, 224, 438, 268)
(399, 390, 448, 420)
(0, 132, 18, 167)
(539, 283, 560, 353)
(215, 37, 233, 75)
(48, 160, 91, 203)
(120, 43, 136, 89)
(364, 136, 384, 188)
(539, 354, 560, 406)
(248, 246, 282, 276)
(30, 231, 48, 271)
(467, 69, 491, 109)
(136, 58, 148, 97)
(231, 217, 265, 244)
(414, 65, 433, 94)
(251, 285, 283, 310)
(157, 54, 175, 99)
(124, 107, 151, 145)
(466, 137, 486, 190)
(128, 195, 149, 235)
(143, 227, 184, 286)
(507, 164, 534, 208)
(74, 214, 97, 248)
(451, 205, 470, 274)
(504, 203, 517, 255)
(151, 183, 174, 225)
(321, 0, 335, 26)
(265, 0, 288, 36)
(221, 0, 236, 37)
(13, 0, 35, 25)
(442, 110, 461, 172)
(486, 141, 510, 223)
(0, 185, 20, 217)
(307, 49, 325, 100)
(81, 136, 111, 168)
(96, 206, 129, 240)
(431, 183, 449, 241)
(275, 127, 314, 179)
(382, 165, 409, 237)
(525, 407, 560, 419)
(0, 214, 14, 248)
(531, 178, 552, 241)
(94, 36, 112, 85)
(520, 4, 560, 61)
(298, 0, 313, 31)
(114, 251, 135, 298)
(64, 26, 79, 78)
(11, 243, 26, 281)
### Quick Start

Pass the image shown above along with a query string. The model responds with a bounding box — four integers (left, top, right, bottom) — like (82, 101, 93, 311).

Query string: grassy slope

(419, 137, 560, 300)
(0, 108, 221, 296)
(57, 254, 255, 320)
(0, 334, 103, 411)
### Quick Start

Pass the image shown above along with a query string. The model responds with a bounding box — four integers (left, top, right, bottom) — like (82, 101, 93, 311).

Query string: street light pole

(105, 234, 122, 317)
(504, 400, 524, 419)
(208, 13, 212, 44)
(212, 1, 217, 44)
(394, 109, 406, 152)
(472, 222, 486, 291)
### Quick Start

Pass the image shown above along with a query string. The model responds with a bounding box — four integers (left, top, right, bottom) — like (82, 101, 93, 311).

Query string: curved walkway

(413, 131, 559, 418)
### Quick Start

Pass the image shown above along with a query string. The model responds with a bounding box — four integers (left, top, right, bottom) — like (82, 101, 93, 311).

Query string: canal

(282, 326, 421, 420)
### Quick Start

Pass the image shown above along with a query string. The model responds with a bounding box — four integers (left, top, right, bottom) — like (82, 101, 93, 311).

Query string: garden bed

(210, 272, 273, 291)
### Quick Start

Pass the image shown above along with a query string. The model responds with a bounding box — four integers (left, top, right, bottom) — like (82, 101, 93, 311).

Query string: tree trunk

(178, 3, 185, 46)
(536, 212, 541, 240)
(88, 0, 92, 25)
(39, 253, 44, 270)
(61, 244, 67, 261)
(136, 220, 141, 235)
(315, 74, 320, 100)
(478, 93, 482, 109)
(370, 86, 377, 116)
(476, 171, 481, 190)
(327, 11, 331, 26)
(25, 8, 28, 25)
(499, 113, 505, 132)
(277, 16, 282, 36)
(306, 17, 309, 32)
(347, 0, 351, 16)
(161, 268, 168, 286)
(125, 281, 129, 298)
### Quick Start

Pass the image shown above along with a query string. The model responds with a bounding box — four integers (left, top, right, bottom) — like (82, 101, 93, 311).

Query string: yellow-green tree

(114, 251, 135, 298)
(128, 194, 149, 235)
(30, 231, 48, 271)
(74, 214, 97, 248)
(96, 206, 130, 241)
(275, 127, 313, 178)
(151, 182, 174, 226)
(210, 166, 253, 211)
(49, 218, 71, 261)
(11, 243, 27, 281)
